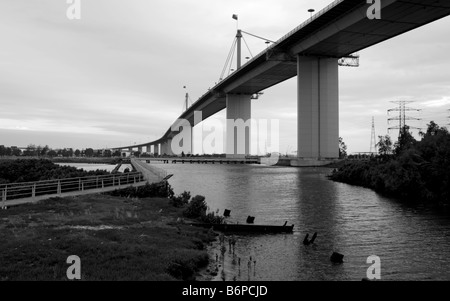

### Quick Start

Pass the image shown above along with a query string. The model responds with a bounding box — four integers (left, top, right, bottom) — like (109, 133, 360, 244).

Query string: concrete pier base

(290, 158, 339, 167)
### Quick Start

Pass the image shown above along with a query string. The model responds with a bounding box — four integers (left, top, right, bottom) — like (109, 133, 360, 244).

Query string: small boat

(191, 222, 294, 234)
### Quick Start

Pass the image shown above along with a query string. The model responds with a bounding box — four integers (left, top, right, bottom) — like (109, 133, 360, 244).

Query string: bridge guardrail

(0, 172, 144, 205)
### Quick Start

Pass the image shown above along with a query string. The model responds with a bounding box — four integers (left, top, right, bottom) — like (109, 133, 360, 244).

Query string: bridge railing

(0, 172, 144, 205)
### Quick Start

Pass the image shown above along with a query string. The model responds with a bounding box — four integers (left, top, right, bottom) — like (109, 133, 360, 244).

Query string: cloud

(0, 0, 449, 153)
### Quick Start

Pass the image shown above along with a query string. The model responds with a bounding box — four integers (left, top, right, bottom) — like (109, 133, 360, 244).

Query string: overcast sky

(1, 0, 449, 154)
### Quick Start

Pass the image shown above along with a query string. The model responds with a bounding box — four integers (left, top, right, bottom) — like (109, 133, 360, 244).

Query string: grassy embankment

(0, 188, 217, 281)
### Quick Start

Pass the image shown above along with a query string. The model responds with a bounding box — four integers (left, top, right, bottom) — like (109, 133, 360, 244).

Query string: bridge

(113, 0, 450, 166)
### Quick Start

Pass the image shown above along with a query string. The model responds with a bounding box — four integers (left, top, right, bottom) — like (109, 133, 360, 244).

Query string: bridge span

(113, 0, 450, 166)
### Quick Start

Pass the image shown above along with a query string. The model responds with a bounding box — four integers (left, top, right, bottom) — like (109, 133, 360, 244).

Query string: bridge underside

(114, 0, 450, 160)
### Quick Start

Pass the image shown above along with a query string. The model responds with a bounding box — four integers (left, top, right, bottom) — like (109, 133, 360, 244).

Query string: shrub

(183, 195, 207, 218)
(109, 181, 174, 199)
(170, 191, 191, 208)
(199, 212, 225, 224)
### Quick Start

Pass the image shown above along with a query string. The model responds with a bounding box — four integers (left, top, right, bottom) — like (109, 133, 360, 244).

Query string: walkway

(1, 172, 146, 207)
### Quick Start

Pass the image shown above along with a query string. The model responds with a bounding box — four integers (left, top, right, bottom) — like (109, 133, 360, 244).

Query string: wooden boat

(191, 222, 294, 233)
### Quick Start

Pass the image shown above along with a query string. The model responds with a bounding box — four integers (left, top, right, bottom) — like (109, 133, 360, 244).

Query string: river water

(154, 163, 450, 281)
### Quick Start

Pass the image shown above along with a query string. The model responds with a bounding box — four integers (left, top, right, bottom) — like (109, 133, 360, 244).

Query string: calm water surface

(154, 163, 450, 281)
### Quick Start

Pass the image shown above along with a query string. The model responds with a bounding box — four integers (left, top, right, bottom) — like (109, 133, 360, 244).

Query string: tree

(11, 148, 22, 156)
(85, 148, 94, 157)
(41, 145, 50, 157)
(103, 149, 112, 157)
(112, 150, 121, 157)
(48, 150, 57, 157)
(74, 149, 81, 157)
(3, 147, 11, 156)
(24, 144, 37, 156)
(420, 121, 449, 138)
(394, 126, 416, 155)
(133, 151, 141, 158)
(62, 148, 74, 157)
(377, 135, 393, 157)
(339, 137, 347, 159)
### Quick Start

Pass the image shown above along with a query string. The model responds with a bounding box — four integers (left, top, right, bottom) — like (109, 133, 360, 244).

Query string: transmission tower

(387, 101, 421, 136)
(370, 117, 377, 154)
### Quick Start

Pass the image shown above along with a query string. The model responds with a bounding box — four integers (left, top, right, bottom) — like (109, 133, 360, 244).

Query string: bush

(109, 181, 174, 199)
(183, 195, 207, 218)
(199, 212, 225, 224)
(170, 191, 191, 208)
(0, 159, 110, 184)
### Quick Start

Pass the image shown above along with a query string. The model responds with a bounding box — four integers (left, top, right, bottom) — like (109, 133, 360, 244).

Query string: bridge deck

(137, 157, 260, 165)
(113, 0, 450, 150)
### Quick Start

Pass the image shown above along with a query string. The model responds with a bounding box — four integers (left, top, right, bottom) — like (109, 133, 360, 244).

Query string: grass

(0, 194, 216, 281)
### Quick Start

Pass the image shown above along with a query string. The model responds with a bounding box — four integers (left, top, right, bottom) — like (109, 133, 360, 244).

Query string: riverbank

(328, 155, 450, 206)
(0, 194, 216, 280)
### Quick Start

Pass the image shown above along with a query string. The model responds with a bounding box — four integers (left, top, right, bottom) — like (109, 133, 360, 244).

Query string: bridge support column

(161, 141, 168, 156)
(166, 139, 174, 156)
(226, 94, 252, 159)
(297, 56, 339, 160)
(146, 145, 151, 153)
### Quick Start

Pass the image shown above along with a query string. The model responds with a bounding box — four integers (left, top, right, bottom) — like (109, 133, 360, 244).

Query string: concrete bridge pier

(161, 142, 167, 156)
(146, 145, 151, 153)
(161, 140, 173, 156)
(293, 55, 339, 167)
(166, 139, 174, 156)
(226, 93, 252, 159)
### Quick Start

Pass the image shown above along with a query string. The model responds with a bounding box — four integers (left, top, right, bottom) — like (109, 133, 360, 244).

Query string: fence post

(58, 181, 61, 196)
(102, 179, 104, 191)
(113, 175, 115, 187)
(32, 184, 36, 199)
(118, 176, 121, 187)
(96, 177, 99, 189)
(79, 179, 81, 191)
(82, 181, 84, 191)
